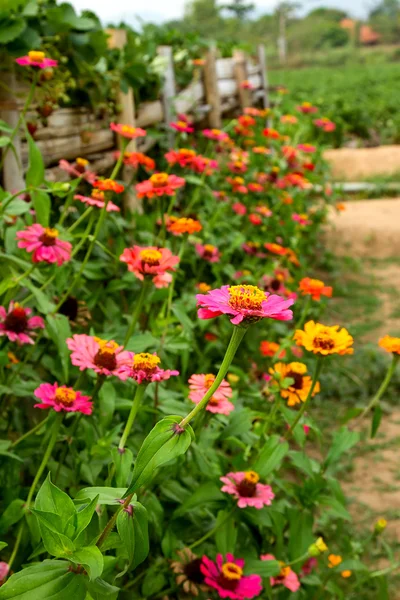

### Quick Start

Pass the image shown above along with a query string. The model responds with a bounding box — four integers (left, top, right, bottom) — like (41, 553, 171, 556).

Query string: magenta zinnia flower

(66, 334, 133, 380)
(74, 190, 120, 212)
(201, 554, 262, 599)
(189, 373, 234, 415)
(196, 285, 294, 326)
(220, 471, 274, 509)
(202, 129, 229, 142)
(0, 302, 44, 345)
(34, 382, 93, 415)
(120, 245, 180, 288)
(121, 352, 179, 384)
(261, 554, 301, 592)
(16, 51, 57, 69)
(17, 224, 72, 266)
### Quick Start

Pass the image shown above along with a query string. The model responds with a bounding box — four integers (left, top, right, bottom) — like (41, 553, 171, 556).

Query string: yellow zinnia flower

(294, 321, 353, 356)
(270, 361, 320, 406)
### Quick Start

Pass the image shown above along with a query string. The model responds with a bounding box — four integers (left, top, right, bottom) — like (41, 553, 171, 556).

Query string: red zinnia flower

(136, 173, 185, 199)
(120, 245, 180, 288)
(94, 179, 124, 194)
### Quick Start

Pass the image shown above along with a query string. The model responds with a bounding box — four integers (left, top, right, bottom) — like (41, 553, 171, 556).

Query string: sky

(69, 0, 370, 28)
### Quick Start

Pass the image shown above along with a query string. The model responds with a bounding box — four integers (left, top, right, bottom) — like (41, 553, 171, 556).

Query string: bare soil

(324, 146, 400, 180)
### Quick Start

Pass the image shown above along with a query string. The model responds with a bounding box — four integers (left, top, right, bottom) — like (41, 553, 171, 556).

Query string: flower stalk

(355, 354, 399, 425)
(285, 356, 323, 439)
(123, 281, 149, 346)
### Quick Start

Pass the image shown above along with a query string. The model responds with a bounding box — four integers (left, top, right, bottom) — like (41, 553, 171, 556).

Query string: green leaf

(142, 569, 166, 597)
(173, 482, 224, 517)
(73, 495, 99, 541)
(0, 120, 13, 134)
(319, 496, 351, 521)
(33, 509, 76, 558)
(124, 416, 194, 496)
(371, 404, 382, 439)
(244, 558, 281, 578)
(69, 545, 104, 580)
(0, 560, 86, 599)
(45, 315, 72, 381)
(31, 190, 51, 227)
(3, 198, 30, 216)
(75, 487, 127, 506)
(25, 281, 55, 314)
(215, 510, 237, 555)
(339, 558, 368, 572)
(0, 17, 25, 44)
(0, 136, 10, 148)
(324, 427, 360, 469)
(35, 474, 76, 523)
(111, 447, 133, 488)
(26, 131, 44, 188)
(98, 382, 116, 429)
(0, 499, 25, 534)
(253, 435, 289, 478)
(85, 578, 120, 600)
(117, 501, 149, 570)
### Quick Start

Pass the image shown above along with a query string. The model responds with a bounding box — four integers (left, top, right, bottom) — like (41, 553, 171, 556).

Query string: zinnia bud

(374, 518, 387, 533)
(308, 537, 328, 557)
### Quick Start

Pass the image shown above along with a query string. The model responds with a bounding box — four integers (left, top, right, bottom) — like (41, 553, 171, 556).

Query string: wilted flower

(34, 383, 92, 415)
(195, 243, 221, 263)
(196, 284, 294, 326)
(298, 277, 332, 301)
(270, 362, 320, 406)
(94, 179, 124, 194)
(74, 190, 120, 212)
(294, 321, 354, 356)
(170, 548, 206, 596)
(136, 173, 185, 199)
(66, 334, 132, 380)
(17, 224, 72, 266)
(122, 352, 179, 384)
(201, 554, 262, 599)
(378, 335, 400, 355)
(261, 555, 300, 592)
(120, 245, 179, 288)
(16, 50, 57, 69)
(110, 123, 146, 139)
(0, 302, 45, 345)
(221, 471, 274, 509)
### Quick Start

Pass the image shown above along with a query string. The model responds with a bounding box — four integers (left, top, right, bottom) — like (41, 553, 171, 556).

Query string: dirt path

(325, 146, 400, 180)
(326, 199, 400, 550)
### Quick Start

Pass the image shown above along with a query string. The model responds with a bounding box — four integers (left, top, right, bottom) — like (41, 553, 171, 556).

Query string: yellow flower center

(180, 149, 196, 157)
(140, 249, 162, 265)
(279, 562, 291, 578)
(303, 102, 312, 108)
(244, 470, 259, 484)
(313, 335, 335, 351)
(228, 285, 266, 312)
(133, 352, 161, 372)
(176, 121, 188, 128)
(221, 562, 243, 581)
(211, 129, 222, 136)
(150, 173, 169, 187)
(93, 338, 119, 370)
(40, 228, 59, 246)
(204, 374, 215, 388)
(76, 157, 88, 167)
(208, 395, 220, 405)
(203, 244, 215, 253)
(55, 387, 77, 405)
(29, 51, 45, 61)
(92, 189, 105, 201)
(121, 125, 136, 135)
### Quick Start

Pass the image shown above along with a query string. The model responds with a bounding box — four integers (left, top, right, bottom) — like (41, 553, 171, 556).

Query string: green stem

(295, 295, 312, 331)
(96, 492, 134, 549)
(21, 273, 56, 306)
(189, 507, 236, 549)
(71, 211, 96, 258)
(67, 206, 93, 233)
(180, 326, 247, 428)
(123, 281, 149, 347)
(284, 356, 324, 439)
(7, 522, 24, 573)
(118, 384, 147, 450)
(26, 412, 63, 507)
(1, 187, 30, 213)
(356, 354, 399, 424)
(10, 415, 49, 448)
(58, 183, 81, 227)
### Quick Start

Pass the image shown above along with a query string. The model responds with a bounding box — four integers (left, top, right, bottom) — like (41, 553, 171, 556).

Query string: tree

(307, 7, 348, 21)
(223, 0, 255, 20)
(183, 0, 224, 37)
(369, 0, 400, 18)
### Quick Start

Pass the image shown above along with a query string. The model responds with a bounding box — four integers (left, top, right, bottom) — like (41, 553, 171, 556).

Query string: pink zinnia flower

(110, 123, 146, 139)
(232, 202, 247, 216)
(120, 352, 179, 384)
(120, 245, 180, 288)
(170, 120, 194, 133)
(17, 224, 72, 266)
(16, 51, 57, 69)
(136, 173, 185, 199)
(292, 213, 311, 226)
(201, 554, 262, 599)
(188, 373, 234, 414)
(297, 143, 316, 153)
(0, 562, 9, 583)
(314, 117, 336, 132)
(66, 334, 133, 380)
(195, 243, 220, 263)
(221, 471, 274, 509)
(34, 382, 93, 415)
(196, 285, 294, 326)
(58, 158, 96, 184)
(0, 302, 44, 345)
(74, 190, 120, 212)
(296, 102, 318, 114)
(203, 128, 229, 141)
(261, 554, 300, 592)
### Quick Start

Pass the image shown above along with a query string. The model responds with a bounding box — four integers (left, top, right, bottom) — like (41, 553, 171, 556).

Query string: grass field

(270, 63, 400, 147)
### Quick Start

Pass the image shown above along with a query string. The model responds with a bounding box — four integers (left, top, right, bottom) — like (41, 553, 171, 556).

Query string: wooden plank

(203, 45, 221, 128)
(216, 57, 235, 80)
(217, 79, 237, 98)
(174, 81, 204, 115)
(158, 46, 176, 146)
(246, 61, 261, 76)
(257, 44, 270, 110)
(0, 71, 25, 192)
(233, 49, 251, 110)
(248, 74, 262, 89)
(136, 101, 163, 128)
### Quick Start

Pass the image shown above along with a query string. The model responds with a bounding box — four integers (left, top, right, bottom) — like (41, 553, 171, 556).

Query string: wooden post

(0, 71, 25, 192)
(257, 45, 270, 110)
(157, 46, 176, 147)
(107, 28, 139, 212)
(203, 45, 221, 128)
(233, 49, 251, 110)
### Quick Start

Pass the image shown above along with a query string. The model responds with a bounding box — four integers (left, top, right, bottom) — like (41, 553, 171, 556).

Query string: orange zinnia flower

(260, 341, 285, 358)
(93, 179, 124, 194)
(270, 361, 320, 406)
(299, 278, 332, 301)
(379, 335, 400, 355)
(294, 321, 354, 356)
(264, 243, 287, 256)
(167, 217, 202, 236)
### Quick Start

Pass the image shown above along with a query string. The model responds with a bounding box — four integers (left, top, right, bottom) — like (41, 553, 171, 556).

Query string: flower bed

(0, 50, 399, 600)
